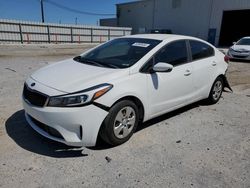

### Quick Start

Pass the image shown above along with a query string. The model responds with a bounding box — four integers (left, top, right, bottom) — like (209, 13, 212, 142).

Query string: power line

(44, 0, 115, 16)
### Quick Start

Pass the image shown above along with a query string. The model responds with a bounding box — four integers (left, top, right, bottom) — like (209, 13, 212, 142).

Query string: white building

(116, 0, 250, 46)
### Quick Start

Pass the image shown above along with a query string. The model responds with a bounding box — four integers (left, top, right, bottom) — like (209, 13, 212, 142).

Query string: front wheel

(207, 77, 224, 104)
(99, 100, 139, 146)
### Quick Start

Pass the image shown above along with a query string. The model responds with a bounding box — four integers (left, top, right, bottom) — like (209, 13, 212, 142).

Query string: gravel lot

(0, 44, 250, 188)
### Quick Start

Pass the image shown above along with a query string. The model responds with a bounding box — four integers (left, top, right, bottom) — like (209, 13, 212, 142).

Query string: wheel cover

(113, 106, 136, 139)
(212, 80, 223, 101)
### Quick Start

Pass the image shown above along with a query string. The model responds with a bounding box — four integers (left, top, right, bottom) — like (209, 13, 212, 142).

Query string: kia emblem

(31, 83, 36, 87)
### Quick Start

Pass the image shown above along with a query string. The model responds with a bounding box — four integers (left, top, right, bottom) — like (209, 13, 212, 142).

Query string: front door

(146, 40, 195, 118)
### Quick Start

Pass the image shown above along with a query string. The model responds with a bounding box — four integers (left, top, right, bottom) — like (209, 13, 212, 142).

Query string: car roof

(122, 34, 200, 41)
(241, 37, 250, 39)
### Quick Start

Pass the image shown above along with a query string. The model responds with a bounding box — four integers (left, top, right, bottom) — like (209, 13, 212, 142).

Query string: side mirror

(233, 42, 236, 45)
(152, 62, 173, 73)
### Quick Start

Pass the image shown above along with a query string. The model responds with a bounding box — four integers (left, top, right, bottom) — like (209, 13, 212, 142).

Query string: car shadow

(230, 59, 250, 63)
(5, 110, 87, 158)
(6, 100, 209, 154)
(89, 100, 207, 151)
(136, 102, 200, 133)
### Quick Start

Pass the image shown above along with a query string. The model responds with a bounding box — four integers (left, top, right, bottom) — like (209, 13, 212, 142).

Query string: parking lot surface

(0, 44, 250, 188)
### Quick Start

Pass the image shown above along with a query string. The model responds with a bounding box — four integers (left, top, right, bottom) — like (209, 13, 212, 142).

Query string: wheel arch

(110, 95, 145, 123)
(97, 95, 145, 145)
(217, 74, 232, 91)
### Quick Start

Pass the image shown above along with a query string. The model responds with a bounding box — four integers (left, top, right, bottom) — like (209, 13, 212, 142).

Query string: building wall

(117, 0, 250, 46)
(100, 18, 117, 27)
(117, 0, 154, 34)
(117, 0, 213, 38)
(210, 0, 250, 45)
(153, 0, 212, 40)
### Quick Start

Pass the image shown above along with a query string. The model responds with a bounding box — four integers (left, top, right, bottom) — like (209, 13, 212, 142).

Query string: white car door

(145, 40, 195, 118)
(188, 40, 217, 98)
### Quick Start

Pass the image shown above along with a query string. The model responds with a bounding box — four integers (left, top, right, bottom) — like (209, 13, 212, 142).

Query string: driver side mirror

(152, 62, 173, 73)
(233, 42, 236, 45)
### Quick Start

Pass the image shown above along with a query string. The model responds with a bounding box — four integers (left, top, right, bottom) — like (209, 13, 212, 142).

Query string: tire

(99, 100, 139, 146)
(207, 77, 224, 104)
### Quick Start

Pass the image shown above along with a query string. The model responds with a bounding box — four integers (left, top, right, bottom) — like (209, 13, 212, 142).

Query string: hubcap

(113, 106, 136, 139)
(212, 80, 223, 101)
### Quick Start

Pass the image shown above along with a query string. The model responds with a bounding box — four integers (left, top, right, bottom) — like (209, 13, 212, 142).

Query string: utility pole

(75, 17, 78, 25)
(40, 0, 45, 23)
(152, 0, 155, 29)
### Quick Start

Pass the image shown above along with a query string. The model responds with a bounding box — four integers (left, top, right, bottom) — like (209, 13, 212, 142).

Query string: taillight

(224, 55, 230, 63)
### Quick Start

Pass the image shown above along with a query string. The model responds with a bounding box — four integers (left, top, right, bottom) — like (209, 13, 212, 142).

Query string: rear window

(190, 40, 214, 61)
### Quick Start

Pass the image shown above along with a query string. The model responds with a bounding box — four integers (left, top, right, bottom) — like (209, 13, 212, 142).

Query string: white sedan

(23, 34, 229, 147)
(227, 37, 250, 60)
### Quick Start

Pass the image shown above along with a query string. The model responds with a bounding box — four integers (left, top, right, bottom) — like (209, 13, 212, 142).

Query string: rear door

(146, 40, 195, 118)
(188, 40, 217, 98)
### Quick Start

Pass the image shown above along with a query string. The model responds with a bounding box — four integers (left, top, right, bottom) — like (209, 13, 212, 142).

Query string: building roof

(116, 0, 151, 6)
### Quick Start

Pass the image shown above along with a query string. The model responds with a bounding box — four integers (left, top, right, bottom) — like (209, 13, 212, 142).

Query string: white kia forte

(23, 34, 230, 147)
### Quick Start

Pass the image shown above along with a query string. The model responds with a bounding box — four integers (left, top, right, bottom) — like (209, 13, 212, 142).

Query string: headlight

(47, 84, 113, 107)
(227, 48, 233, 55)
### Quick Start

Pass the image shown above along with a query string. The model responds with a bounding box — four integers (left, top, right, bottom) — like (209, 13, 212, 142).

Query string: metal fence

(0, 19, 132, 44)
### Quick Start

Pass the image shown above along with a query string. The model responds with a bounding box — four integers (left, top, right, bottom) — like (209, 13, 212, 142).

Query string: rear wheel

(99, 100, 139, 146)
(207, 77, 224, 104)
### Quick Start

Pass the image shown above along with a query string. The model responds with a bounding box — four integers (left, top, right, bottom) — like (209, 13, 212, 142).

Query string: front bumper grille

(232, 55, 249, 58)
(23, 84, 48, 107)
(28, 115, 64, 139)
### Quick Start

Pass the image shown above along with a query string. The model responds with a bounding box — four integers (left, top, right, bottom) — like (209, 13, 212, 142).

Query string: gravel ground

(0, 44, 250, 188)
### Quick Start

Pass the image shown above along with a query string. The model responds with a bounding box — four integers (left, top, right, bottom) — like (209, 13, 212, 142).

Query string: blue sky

(0, 0, 132, 25)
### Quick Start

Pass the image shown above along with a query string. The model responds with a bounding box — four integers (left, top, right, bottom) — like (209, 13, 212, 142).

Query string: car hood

(232, 45, 250, 51)
(31, 58, 127, 93)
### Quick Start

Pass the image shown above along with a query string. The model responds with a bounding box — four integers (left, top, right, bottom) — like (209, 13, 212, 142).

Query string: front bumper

(227, 50, 250, 60)
(23, 99, 108, 147)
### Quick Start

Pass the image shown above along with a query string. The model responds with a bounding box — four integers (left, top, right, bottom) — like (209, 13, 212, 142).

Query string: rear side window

(190, 40, 214, 61)
(154, 40, 188, 66)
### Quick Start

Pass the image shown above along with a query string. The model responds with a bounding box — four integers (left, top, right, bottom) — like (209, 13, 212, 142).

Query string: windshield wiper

(74, 56, 120, 69)
(74, 56, 105, 67)
(104, 63, 119, 69)
(83, 59, 106, 67)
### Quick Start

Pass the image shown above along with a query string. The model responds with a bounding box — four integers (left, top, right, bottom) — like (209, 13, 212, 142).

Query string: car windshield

(74, 38, 161, 69)
(237, 38, 250, 45)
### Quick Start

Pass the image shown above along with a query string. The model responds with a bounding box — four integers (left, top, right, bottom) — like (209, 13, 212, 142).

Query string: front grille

(234, 50, 249, 53)
(29, 115, 64, 139)
(232, 55, 248, 58)
(23, 84, 48, 107)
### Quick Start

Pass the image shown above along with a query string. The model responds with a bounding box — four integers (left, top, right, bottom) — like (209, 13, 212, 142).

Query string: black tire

(99, 100, 139, 146)
(207, 77, 224, 104)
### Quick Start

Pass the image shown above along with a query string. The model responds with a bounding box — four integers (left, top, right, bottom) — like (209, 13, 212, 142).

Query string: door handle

(212, 61, 217, 66)
(184, 69, 192, 76)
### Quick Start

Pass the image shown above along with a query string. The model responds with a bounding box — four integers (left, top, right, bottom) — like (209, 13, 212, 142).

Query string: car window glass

(154, 40, 188, 66)
(190, 40, 214, 61)
(96, 41, 130, 59)
(82, 38, 161, 68)
(237, 38, 250, 45)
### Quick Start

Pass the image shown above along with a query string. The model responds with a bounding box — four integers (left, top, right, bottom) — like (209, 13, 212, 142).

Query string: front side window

(190, 40, 214, 61)
(154, 40, 188, 66)
(76, 38, 161, 69)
